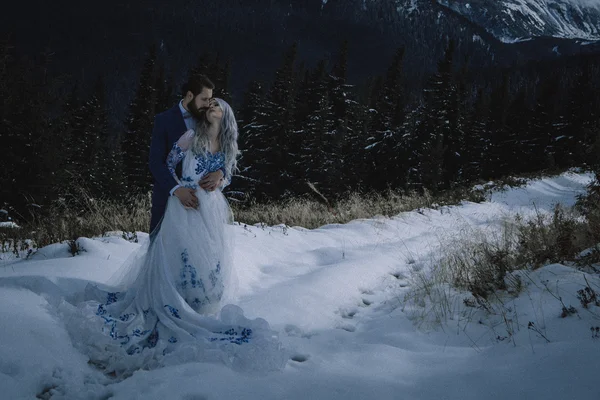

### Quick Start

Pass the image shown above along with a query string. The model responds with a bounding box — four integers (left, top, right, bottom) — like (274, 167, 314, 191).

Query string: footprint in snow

(338, 324, 357, 332)
(390, 272, 410, 287)
(390, 271, 407, 280)
(290, 354, 310, 363)
(339, 308, 358, 319)
(361, 298, 373, 306)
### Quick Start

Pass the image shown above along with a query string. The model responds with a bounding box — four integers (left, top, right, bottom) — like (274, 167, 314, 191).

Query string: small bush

(576, 171, 600, 246)
(403, 221, 523, 330)
(406, 202, 596, 329)
(514, 206, 587, 269)
(438, 222, 521, 300)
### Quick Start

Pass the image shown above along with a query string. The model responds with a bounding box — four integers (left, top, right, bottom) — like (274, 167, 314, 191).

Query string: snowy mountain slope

(437, 0, 600, 42)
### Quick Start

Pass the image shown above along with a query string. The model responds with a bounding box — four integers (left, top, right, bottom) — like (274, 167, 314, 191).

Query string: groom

(148, 74, 224, 232)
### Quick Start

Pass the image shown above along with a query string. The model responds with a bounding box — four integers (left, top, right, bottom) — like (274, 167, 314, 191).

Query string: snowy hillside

(437, 0, 600, 42)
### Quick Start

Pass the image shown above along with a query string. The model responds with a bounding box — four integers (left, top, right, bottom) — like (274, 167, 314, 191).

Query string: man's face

(187, 87, 213, 120)
(193, 88, 213, 110)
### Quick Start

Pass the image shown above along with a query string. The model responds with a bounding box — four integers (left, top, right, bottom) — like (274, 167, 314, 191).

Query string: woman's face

(206, 100, 223, 124)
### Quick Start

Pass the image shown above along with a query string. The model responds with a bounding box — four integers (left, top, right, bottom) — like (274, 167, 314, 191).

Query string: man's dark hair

(181, 74, 215, 97)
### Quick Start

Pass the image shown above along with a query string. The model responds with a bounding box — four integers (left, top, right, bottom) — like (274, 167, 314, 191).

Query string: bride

(67, 98, 284, 374)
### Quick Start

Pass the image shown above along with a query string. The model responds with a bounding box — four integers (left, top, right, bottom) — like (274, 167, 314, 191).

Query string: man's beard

(187, 99, 207, 120)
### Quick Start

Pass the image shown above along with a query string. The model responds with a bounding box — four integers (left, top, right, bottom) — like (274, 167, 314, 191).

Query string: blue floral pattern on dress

(119, 313, 135, 322)
(209, 261, 221, 288)
(178, 249, 212, 311)
(166, 140, 229, 189)
(180, 176, 197, 190)
(132, 328, 152, 337)
(166, 144, 186, 180)
(164, 305, 181, 319)
(92, 286, 255, 356)
(194, 152, 225, 176)
(96, 304, 107, 317)
(106, 292, 119, 305)
(179, 249, 204, 291)
(209, 327, 253, 345)
(192, 296, 211, 309)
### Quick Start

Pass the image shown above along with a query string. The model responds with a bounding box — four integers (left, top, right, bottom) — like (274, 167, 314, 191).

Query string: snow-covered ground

(1, 171, 599, 399)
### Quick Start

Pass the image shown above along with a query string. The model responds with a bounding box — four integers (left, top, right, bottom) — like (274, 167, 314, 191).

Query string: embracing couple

(70, 74, 285, 374)
(148, 74, 235, 233)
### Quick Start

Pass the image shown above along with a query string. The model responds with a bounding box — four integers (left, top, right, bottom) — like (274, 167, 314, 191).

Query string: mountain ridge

(436, 0, 600, 42)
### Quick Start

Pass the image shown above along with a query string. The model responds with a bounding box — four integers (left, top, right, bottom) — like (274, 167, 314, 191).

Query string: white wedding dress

(60, 131, 285, 375)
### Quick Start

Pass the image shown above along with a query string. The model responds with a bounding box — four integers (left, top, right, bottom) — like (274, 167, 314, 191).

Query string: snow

(472, 34, 484, 44)
(438, 0, 600, 42)
(1, 171, 599, 399)
(405, 0, 420, 14)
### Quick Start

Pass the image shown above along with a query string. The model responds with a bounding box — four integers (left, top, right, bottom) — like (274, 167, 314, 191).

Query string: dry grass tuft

(1, 188, 150, 257)
(405, 202, 598, 330)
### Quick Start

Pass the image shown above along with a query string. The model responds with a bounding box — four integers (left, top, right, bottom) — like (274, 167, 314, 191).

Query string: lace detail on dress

(166, 144, 185, 184)
(195, 152, 225, 175)
(180, 151, 227, 190)
(166, 130, 229, 189)
(165, 129, 195, 184)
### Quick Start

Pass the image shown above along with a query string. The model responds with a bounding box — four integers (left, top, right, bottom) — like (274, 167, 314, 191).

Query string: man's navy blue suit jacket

(148, 105, 187, 232)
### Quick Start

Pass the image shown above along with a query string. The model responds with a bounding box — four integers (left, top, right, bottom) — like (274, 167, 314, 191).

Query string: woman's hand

(199, 171, 224, 191)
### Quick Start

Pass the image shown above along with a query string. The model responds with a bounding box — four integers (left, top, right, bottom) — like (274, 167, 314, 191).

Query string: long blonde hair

(192, 98, 240, 178)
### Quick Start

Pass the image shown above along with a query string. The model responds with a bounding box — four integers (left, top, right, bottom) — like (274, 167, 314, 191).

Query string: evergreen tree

(565, 62, 599, 167)
(462, 88, 489, 183)
(483, 72, 511, 178)
(527, 73, 561, 171)
(258, 43, 298, 199)
(360, 75, 384, 188)
(93, 140, 126, 200)
(84, 77, 127, 200)
(122, 45, 158, 195)
(505, 89, 532, 174)
(0, 41, 64, 215)
(54, 77, 114, 200)
(234, 80, 268, 199)
(441, 57, 468, 188)
(407, 40, 458, 192)
(329, 40, 364, 193)
(211, 56, 232, 104)
(49, 84, 81, 199)
(298, 60, 335, 198)
(85, 77, 110, 197)
(155, 63, 175, 114)
(345, 103, 372, 192)
(365, 47, 408, 190)
(187, 53, 210, 81)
